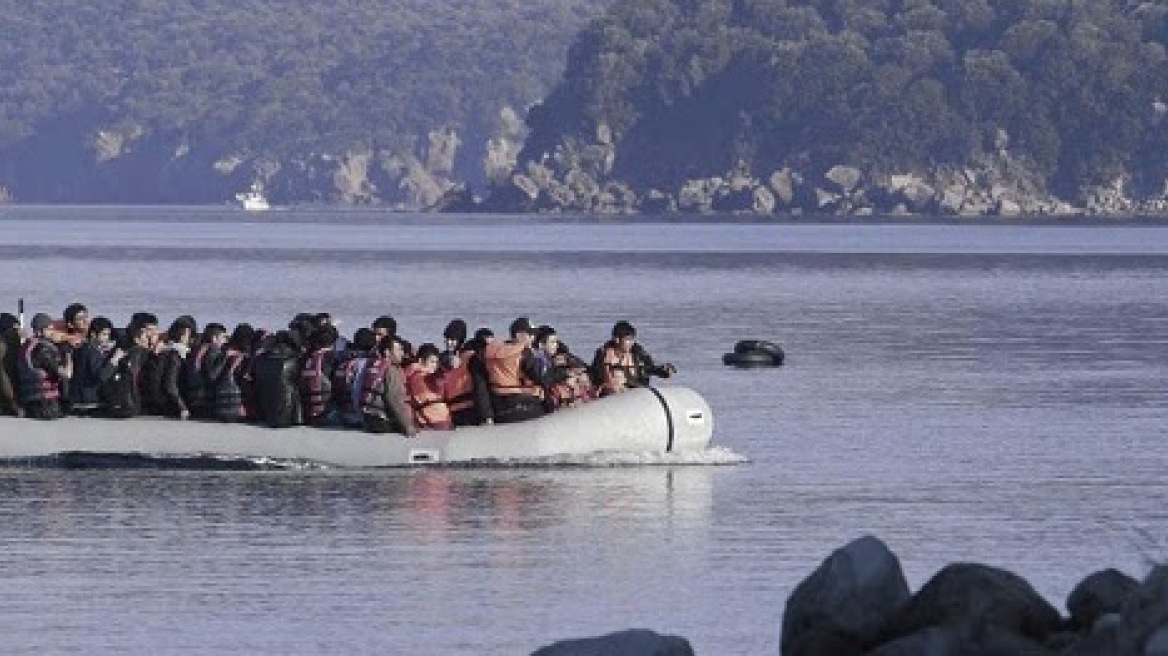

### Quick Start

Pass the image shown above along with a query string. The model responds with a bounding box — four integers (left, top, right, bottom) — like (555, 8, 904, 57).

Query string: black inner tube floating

(724, 339, 784, 367)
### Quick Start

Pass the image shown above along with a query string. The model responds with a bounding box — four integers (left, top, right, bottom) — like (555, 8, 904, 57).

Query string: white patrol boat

(234, 183, 270, 211)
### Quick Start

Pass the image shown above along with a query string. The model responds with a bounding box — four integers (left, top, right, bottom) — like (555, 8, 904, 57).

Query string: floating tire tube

(724, 339, 784, 367)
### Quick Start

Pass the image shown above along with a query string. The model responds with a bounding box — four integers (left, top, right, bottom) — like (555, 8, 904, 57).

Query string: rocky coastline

(528, 535, 1168, 655)
(438, 127, 1168, 219)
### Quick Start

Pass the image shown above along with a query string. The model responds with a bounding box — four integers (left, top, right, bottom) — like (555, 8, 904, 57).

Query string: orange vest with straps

(483, 340, 543, 399)
(407, 368, 452, 430)
(599, 345, 634, 395)
(49, 320, 86, 349)
(442, 348, 476, 412)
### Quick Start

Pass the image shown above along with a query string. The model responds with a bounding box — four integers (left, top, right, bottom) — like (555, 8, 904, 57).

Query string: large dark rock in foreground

(781, 535, 911, 656)
(531, 629, 694, 656)
(1121, 566, 1168, 655)
(881, 562, 1063, 644)
(1068, 569, 1140, 630)
(780, 536, 1168, 656)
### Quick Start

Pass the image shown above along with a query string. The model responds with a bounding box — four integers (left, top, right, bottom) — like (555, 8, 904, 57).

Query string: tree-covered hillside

(0, 0, 608, 203)
(508, 0, 1168, 215)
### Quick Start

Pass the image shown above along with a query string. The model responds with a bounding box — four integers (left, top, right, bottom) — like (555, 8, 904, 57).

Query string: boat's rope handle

(645, 387, 675, 453)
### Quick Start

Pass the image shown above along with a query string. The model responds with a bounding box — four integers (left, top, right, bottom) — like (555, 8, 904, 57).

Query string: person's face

(540, 334, 559, 357)
(617, 335, 636, 352)
(444, 337, 459, 351)
(518, 331, 533, 347)
(214, 332, 228, 346)
(420, 355, 439, 374)
(374, 327, 389, 339)
(389, 340, 404, 362)
(144, 323, 160, 343)
(70, 310, 89, 333)
(90, 328, 111, 345)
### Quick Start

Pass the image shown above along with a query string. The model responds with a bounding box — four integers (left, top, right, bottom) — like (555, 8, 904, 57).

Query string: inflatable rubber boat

(0, 386, 713, 468)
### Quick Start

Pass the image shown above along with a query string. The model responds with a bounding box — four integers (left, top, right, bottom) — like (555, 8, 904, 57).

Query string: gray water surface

(0, 209, 1166, 654)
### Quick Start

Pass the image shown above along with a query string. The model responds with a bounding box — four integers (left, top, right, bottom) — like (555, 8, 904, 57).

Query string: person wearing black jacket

(0, 313, 24, 417)
(68, 317, 120, 415)
(254, 330, 304, 428)
(146, 318, 195, 419)
(182, 323, 228, 418)
(100, 322, 150, 419)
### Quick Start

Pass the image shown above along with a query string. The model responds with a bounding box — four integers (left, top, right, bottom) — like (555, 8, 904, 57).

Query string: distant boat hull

(0, 387, 714, 467)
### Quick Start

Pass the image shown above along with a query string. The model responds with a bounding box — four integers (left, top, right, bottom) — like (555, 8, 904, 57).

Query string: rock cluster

(781, 535, 1166, 656)
(525, 536, 1168, 655)
(469, 157, 1102, 217)
(460, 128, 1168, 217)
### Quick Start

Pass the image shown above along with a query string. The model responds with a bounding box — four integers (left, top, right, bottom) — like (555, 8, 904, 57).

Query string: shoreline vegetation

(4, 1, 1168, 219)
(526, 535, 1168, 656)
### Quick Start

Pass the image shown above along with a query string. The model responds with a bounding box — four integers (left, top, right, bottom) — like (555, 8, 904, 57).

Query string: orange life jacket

(483, 340, 543, 399)
(49, 320, 86, 349)
(407, 368, 452, 430)
(551, 381, 574, 408)
(442, 348, 476, 412)
(599, 345, 634, 395)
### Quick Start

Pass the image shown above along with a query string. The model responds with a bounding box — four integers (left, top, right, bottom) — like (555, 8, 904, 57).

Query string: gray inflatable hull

(0, 386, 714, 467)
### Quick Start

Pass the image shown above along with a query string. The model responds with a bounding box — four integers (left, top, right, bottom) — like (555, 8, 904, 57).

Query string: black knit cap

(0, 313, 17, 333)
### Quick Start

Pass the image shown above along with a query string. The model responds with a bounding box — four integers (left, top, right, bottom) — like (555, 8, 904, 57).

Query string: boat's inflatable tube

(0, 386, 713, 467)
(723, 339, 784, 367)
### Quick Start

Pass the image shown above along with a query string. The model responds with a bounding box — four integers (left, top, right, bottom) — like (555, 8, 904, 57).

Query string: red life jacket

(17, 338, 61, 404)
(408, 368, 452, 430)
(483, 340, 543, 399)
(332, 354, 366, 416)
(359, 357, 390, 417)
(183, 343, 213, 408)
(599, 345, 635, 395)
(300, 349, 333, 422)
(213, 350, 248, 420)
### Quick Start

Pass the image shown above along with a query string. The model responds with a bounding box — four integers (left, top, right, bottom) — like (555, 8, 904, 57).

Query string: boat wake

(0, 446, 748, 471)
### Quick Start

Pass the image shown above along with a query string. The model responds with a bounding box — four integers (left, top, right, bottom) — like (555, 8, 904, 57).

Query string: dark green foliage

(0, 0, 606, 178)
(525, 0, 1168, 196)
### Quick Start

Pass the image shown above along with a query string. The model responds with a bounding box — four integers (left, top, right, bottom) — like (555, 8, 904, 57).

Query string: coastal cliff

(0, 0, 606, 206)
(472, 0, 1168, 217)
(5, 0, 1168, 216)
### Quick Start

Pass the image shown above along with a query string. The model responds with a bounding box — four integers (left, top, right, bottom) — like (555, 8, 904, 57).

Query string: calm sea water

(1, 207, 1167, 654)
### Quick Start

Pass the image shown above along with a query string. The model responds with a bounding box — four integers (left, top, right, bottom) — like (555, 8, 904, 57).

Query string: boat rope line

(646, 387, 675, 453)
